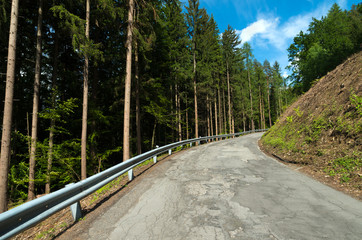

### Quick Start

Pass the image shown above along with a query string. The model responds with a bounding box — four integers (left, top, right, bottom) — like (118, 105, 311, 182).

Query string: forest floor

(11, 152, 178, 240)
(260, 51, 362, 201)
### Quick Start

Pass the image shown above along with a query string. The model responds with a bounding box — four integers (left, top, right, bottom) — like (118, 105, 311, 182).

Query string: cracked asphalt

(78, 133, 362, 240)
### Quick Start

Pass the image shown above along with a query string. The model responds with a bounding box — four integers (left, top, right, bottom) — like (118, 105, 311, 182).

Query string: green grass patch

(324, 152, 362, 183)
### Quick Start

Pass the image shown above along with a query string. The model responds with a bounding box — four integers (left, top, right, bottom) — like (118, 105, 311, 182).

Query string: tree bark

(262, 95, 266, 129)
(223, 89, 227, 133)
(176, 85, 182, 141)
(193, 44, 198, 141)
(214, 95, 218, 138)
(218, 86, 222, 134)
(232, 113, 235, 134)
(28, 0, 43, 200)
(151, 120, 157, 149)
(135, 40, 141, 154)
(259, 85, 262, 130)
(226, 62, 232, 134)
(45, 30, 59, 194)
(248, 67, 254, 130)
(0, 0, 19, 213)
(206, 95, 210, 140)
(186, 95, 189, 140)
(81, 0, 90, 179)
(123, 0, 134, 161)
(210, 97, 214, 137)
(278, 88, 282, 117)
(242, 103, 246, 132)
(267, 77, 272, 127)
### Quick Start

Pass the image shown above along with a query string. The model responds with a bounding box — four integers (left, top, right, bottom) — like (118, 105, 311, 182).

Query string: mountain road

(61, 132, 362, 240)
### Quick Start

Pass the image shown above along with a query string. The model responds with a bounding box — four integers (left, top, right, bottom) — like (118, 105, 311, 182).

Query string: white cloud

(282, 71, 289, 78)
(236, 1, 333, 51)
(239, 19, 277, 43)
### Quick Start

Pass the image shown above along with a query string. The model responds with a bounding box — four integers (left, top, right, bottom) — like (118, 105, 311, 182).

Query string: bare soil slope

(261, 51, 362, 199)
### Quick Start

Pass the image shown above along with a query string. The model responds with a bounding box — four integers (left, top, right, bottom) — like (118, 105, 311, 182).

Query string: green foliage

(325, 153, 362, 183)
(295, 116, 330, 144)
(50, 5, 103, 61)
(95, 146, 122, 172)
(288, 3, 362, 93)
(350, 92, 362, 116)
(293, 106, 303, 118)
(39, 98, 79, 135)
(262, 124, 298, 152)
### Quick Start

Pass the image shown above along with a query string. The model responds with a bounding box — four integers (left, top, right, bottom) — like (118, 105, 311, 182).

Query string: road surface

(68, 133, 362, 240)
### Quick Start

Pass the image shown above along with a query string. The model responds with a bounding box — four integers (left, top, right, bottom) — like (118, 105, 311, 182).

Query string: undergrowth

(324, 152, 362, 185)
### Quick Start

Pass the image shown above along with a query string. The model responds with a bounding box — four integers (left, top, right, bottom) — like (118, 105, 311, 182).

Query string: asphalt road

(74, 133, 362, 240)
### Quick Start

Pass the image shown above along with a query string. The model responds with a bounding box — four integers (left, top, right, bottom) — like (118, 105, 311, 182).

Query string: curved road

(69, 133, 362, 239)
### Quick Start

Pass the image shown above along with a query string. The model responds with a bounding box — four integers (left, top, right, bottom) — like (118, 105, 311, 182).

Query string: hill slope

(261, 51, 362, 199)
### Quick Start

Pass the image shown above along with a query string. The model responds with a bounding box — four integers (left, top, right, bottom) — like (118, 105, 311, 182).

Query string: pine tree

(28, 0, 43, 200)
(0, 0, 19, 213)
(242, 42, 254, 130)
(186, 0, 206, 140)
(81, 0, 90, 179)
(123, 0, 134, 161)
(263, 60, 272, 127)
(222, 25, 240, 133)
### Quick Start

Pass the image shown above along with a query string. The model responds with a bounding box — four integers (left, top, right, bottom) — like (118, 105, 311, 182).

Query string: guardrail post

(153, 145, 159, 163)
(66, 183, 82, 221)
(190, 142, 192, 147)
(168, 149, 172, 155)
(128, 168, 133, 181)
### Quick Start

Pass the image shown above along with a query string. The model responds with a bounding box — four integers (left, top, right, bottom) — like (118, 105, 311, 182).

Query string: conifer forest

(0, 0, 360, 212)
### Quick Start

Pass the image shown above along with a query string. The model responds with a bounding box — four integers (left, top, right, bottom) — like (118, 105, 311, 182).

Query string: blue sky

(180, 0, 361, 78)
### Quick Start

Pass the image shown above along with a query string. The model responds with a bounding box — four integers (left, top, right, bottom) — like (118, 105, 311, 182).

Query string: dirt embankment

(260, 51, 362, 200)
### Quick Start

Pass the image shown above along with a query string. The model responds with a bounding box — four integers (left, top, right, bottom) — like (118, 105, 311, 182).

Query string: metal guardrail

(0, 129, 268, 239)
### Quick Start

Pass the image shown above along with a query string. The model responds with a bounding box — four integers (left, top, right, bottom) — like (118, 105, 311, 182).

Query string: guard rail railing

(0, 129, 268, 239)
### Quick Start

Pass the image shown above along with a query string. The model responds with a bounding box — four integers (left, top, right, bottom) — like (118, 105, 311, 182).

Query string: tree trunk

(278, 89, 282, 117)
(259, 85, 262, 130)
(207, 95, 210, 140)
(81, 0, 90, 179)
(214, 95, 218, 137)
(261, 93, 265, 129)
(45, 30, 59, 194)
(123, 0, 134, 161)
(226, 62, 232, 134)
(223, 89, 227, 133)
(210, 98, 214, 136)
(193, 44, 198, 141)
(186, 95, 189, 140)
(90, 4, 101, 173)
(0, 0, 19, 213)
(267, 77, 272, 127)
(248, 68, 254, 130)
(135, 41, 141, 154)
(176, 85, 182, 141)
(231, 101, 235, 134)
(28, 0, 43, 200)
(232, 114, 235, 134)
(151, 120, 157, 149)
(242, 103, 246, 132)
(218, 86, 222, 134)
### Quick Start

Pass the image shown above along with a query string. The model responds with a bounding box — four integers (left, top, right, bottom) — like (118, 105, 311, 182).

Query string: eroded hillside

(261, 51, 362, 199)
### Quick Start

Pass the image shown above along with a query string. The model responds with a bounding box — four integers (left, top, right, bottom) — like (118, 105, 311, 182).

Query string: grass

(35, 222, 68, 240)
(324, 152, 362, 183)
